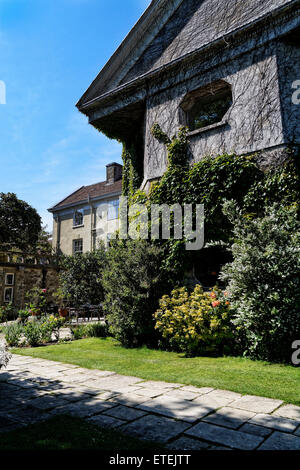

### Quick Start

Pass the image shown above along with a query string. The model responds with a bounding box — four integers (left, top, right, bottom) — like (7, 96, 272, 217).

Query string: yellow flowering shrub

(154, 285, 234, 357)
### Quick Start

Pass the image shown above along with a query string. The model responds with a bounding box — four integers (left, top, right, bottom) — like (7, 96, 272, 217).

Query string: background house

(48, 162, 122, 255)
(76, 0, 300, 192)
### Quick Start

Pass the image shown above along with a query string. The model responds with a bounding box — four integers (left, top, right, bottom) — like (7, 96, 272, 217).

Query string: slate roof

(48, 179, 122, 212)
(77, 0, 296, 110)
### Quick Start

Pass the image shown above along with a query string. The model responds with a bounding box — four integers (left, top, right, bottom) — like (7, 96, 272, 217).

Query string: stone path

(1, 355, 300, 450)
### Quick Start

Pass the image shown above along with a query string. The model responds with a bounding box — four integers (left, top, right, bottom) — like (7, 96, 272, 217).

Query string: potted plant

(53, 288, 70, 318)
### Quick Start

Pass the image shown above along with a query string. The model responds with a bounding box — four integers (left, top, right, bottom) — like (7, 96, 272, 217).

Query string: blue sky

(0, 0, 151, 230)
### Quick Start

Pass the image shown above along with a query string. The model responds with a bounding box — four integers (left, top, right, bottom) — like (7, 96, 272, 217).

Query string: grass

(13, 337, 300, 406)
(0, 415, 161, 450)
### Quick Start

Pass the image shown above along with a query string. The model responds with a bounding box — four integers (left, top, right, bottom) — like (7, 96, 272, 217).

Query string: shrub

(58, 245, 107, 308)
(18, 309, 31, 324)
(40, 315, 66, 342)
(102, 240, 175, 348)
(4, 322, 24, 347)
(70, 325, 87, 340)
(0, 341, 11, 369)
(154, 285, 234, 357)
(23, 321, 43, 347)
(0, 306, 7, 323)
(220, 202, 300, 363)
(85, 322, 109, 338)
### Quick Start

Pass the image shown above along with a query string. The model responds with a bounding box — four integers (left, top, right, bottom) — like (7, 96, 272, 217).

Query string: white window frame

(107, 199, 120, 221)
(4, 287, 13, 303)
(5, 273, 15, 286)
(73, 210, 84, 228)
(73, 238, 83, 254)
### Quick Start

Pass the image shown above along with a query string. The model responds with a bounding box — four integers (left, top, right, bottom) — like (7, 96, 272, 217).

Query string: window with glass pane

(73, 239, 83, 254)
(74, 210, 84, 227)
(107, 199, 120, 220)
(5, 274, 14, 286)
(4, 287, 13, 303)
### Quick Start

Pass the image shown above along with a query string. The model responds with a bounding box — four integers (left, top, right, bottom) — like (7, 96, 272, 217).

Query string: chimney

(106, 162, 123, 185)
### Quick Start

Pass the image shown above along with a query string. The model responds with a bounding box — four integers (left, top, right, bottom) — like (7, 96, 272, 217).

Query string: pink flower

(42, 289, 47, 293)
(212, 301, 221, 308)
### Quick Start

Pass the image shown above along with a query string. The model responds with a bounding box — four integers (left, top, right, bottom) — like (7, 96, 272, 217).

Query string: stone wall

(0, 261, 59, 311)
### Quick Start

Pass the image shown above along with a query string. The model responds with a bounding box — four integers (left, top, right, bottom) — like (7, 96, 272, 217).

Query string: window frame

(180, 80, 233, 134)
(4, 287, 13, 303)
(73, 238, 83, 255)
(5, 273, 15, 286)
(107, 199, 120, 221)
(73, 209, 84, 228)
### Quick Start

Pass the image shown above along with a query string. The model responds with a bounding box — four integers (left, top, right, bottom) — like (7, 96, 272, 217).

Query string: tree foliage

(58, 245, 107, 308)
(102, 240, 175, 347)
(220, 202, 300, 363)
(0, 192, 41, 251)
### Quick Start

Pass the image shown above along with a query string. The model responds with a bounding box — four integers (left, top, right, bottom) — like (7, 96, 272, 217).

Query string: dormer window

(180, 80, 232, 132)
(73, 210, 84, 227)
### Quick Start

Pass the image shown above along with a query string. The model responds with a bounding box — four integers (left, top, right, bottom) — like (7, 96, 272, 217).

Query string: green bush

(154, 285, 234, 357)
(4, 323, 24, 347)
(102, 240, 175, 348)
(70, 325, 87, 340)
(23, 322, 43, 347)
(220, 202, 300, 363)
(85, 322, 109, 338)
(59, 245, 107, 308)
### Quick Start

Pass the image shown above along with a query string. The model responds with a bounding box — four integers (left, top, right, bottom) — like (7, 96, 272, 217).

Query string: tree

(0, 193, 41, 251)
(102, 240, 176, 348)
(220, 202, 300, 363)
(58, 245, 107, 308)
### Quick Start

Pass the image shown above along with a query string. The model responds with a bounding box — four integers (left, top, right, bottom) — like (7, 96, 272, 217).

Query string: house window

(180, 80, 232, 131)
(5, 273, 14, 286)
(73, 239, 83, 254)
(4, 287, 13, 303)
(73, 210, 84, 227)
(107, 199, 119, 221)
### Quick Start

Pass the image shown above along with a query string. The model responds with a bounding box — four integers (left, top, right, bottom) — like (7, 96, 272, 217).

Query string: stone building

(0, 251, 58, 311)
(76, 0, 300, 191)
(48, 162, 122, 255)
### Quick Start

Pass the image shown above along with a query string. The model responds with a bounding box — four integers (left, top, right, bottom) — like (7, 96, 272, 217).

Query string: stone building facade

(0, 251, 59, 311)
(48, 163, 122, 255)
(76, 0, 300, 190)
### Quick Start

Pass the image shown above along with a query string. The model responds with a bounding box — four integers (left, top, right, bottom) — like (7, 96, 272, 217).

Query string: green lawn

(13, 337, 300, 406)
(0, 415, 161, 451)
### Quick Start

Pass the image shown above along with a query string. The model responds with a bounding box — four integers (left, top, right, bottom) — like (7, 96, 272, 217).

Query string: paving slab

(294, 426, 300, 436)
(206, 389, 242, 401)
(103, 405, 147, 421)
(203, 407, 255, 429)
(50, 399, 117, 418)
(137, 396, 212, 422)
(229, 395, 283, 414)
(180, 386, 214, 395)
(88, 414, 125, 429)
(163, 389, 202, 401)
(193, 394, 236, 410)
(120, 414, 189, 443)
(273, 404, 300, 421)
(109, 393, 150, 407)
(5, 406, 51, 425)
(166, 436, 209, 450)
(258, 431, 300, 450)
(185, 422, 264, 450)
(29, 395, 70, 411)
(134, 388, 166, 398)
(239, 423, 272, 438)
(138, 381, 182, 390)
(249, 413, 299, 433)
